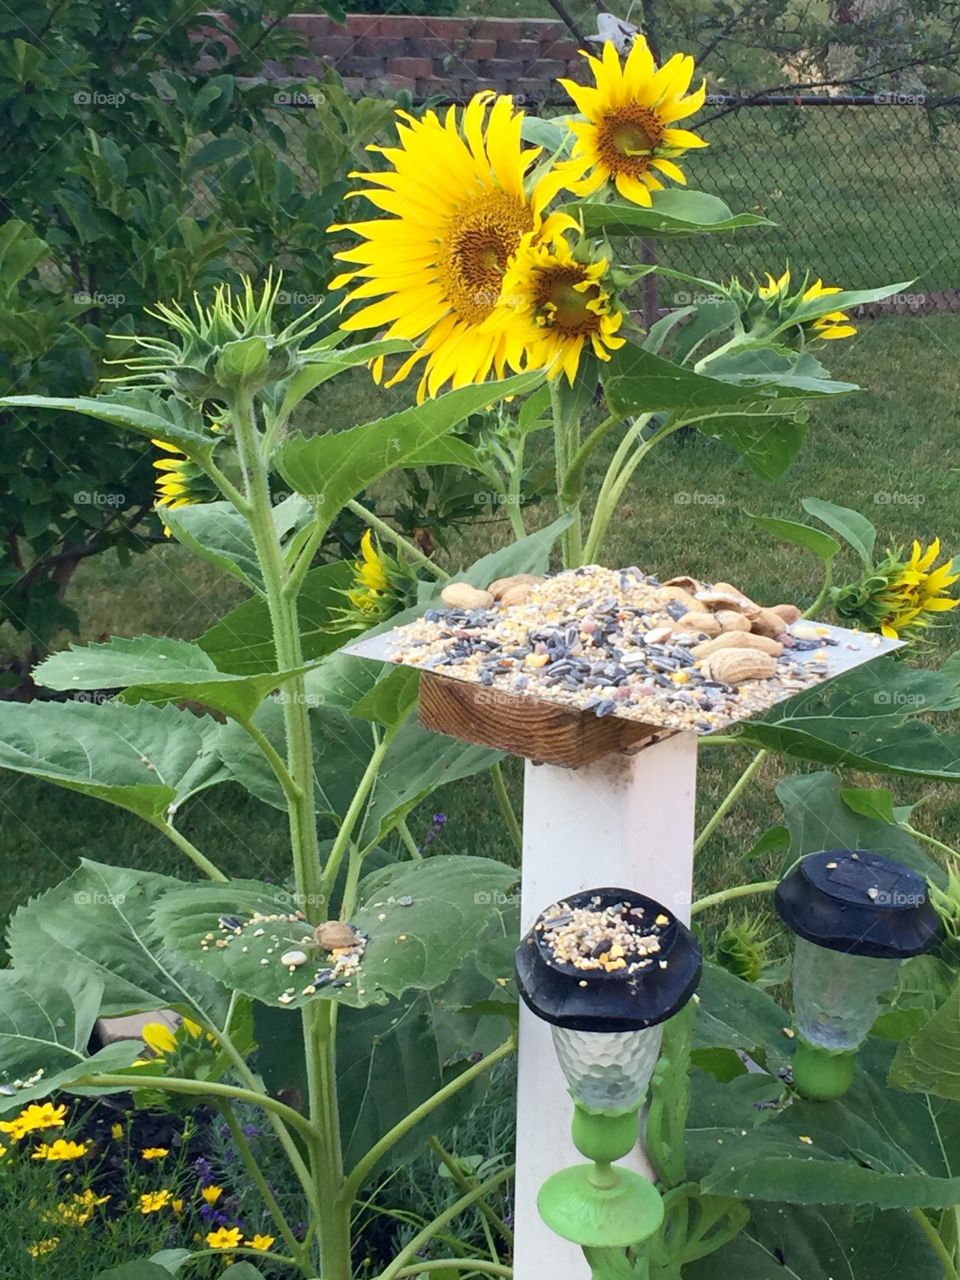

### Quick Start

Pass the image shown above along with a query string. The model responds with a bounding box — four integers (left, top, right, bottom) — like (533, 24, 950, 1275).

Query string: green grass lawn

(0, 314, 957, 936)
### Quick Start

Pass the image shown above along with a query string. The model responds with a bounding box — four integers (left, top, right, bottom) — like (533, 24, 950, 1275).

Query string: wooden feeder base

(418, 670, 668, 769)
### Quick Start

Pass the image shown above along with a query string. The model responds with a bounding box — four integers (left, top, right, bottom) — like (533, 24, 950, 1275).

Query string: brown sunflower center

(598, 106, 665, 176)
(535, 268, 603, 336)
(440, 190, 533, 325)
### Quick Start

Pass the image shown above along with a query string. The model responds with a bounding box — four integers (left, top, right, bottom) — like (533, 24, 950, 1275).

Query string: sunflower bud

(730, 268, 857, 347)
(832, 538, 959, 642)
(108, 272, 327, 403)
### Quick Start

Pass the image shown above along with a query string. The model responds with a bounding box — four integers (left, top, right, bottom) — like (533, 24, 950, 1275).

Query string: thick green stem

(79, 1073, 318, 1140)
(491, 762, 522, 859)
(239, 716, 303, 802)
(583, 418, 682, 565)
(321, 727, 395, 904)
(342, 1037, 516, 1205)
(374, 1167, 515, 1280)
(803, 562, 833, 619)
(902, 825, 960, 862)
(231, 391, 349, 1280)
(346, 497, 449, 579)
(691, 880, 779, 918)
(396, 819, 423, 860)
(219, 1099, 310, 1269)
(150, 820, 227, 881)
(911, 1207, 960, 1280)
(550, 380, 583, 567)
(693, 749, 768, 856)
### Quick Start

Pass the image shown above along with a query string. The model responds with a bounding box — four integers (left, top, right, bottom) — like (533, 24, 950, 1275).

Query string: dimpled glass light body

(551, 1025, 665, 1114)
(792, 936, 901, 1051)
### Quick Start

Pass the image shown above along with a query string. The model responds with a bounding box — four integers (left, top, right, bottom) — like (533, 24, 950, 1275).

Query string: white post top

(513, 732, 698, 1280)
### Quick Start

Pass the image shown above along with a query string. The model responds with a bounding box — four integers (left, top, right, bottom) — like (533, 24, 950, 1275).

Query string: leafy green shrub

(0, 0, 393, 684)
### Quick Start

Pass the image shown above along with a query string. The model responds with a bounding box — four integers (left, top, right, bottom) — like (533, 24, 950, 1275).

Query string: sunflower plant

(0, 36, 957, 1280)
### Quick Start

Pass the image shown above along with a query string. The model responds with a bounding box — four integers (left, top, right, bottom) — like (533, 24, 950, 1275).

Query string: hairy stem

(151, 820, 227, 881)
(902, 825, 960, 862)
(691, 880, 779, 918)
(693, 749, 768, 856)
(80, 1073, 318, 1140)
(231, 390, 349, 1280)
(346, 497, 448, 579)
(583, 417, 682, 565)
(491, 762, 522, 859)
(393, 1264, 513, 1278)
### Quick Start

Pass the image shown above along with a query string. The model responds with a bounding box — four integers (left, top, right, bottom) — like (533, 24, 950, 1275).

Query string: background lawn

(1, 312, 957, 938)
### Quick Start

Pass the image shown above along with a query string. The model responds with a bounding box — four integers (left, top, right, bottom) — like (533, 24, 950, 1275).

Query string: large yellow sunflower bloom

(330, 91, 575, 401)
(484, 233, 625, 383)
(558, 38, 707, 207)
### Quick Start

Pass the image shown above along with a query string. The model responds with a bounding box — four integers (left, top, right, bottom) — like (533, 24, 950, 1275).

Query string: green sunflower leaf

(33, 635, 306, 722)
(565, 190, 773, 238)
(160, 500, 264, 594)
(0, 389, 214, 458)
(274, 372, 542, 541)
(0, 968, 142, 1114)
(198, 562, 354, 676)
(738, 660, 960, 784)
(6, 860, 230, 1024)
(747, 513, 841, 562)
(689, 1040, 960, 1211)
(602, 342, 856, 419)
(0, 699, 225, 822)
(154, 856, 520, 1011)
(801, 497, 877, 565)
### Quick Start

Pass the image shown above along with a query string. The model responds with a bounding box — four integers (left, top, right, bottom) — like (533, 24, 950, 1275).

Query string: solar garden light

(775, 849, 942, 1101)
(515, 887, 702, 1278)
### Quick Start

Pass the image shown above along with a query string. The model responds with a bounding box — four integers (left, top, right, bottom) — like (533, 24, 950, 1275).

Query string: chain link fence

(651, 97, 960, 311)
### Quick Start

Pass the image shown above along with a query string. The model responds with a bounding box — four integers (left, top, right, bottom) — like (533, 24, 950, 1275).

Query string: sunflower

(485, 233, 625, 382)
(330, 91, 575, 401)
(832, 538, 960, 640)
(758, 269, 856, 340)
(334, 529, 416, 631)
(151, 441, 219, 535)
(557, 39, 707, 207)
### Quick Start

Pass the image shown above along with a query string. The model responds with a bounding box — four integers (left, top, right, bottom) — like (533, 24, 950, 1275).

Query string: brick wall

(274, 13, 589, 102)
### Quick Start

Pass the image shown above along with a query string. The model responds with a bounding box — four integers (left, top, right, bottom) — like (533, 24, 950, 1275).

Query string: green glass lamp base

(538, 1163, 665, 1249)
(792, 1035, 857, 1100)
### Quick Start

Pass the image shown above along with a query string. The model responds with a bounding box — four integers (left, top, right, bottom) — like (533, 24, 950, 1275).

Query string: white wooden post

(513, 732, 698, 1280)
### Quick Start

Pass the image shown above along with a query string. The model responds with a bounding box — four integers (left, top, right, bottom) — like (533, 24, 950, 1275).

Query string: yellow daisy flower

(140, 1189, 173, 1214)
(759, 269, 856, 340)
(48, 1188, 110, 1227)
(27, 1238, 60, 1258)
(558, 38, 707, 206)
(330, 90, 575, 400)
(246, 1233, 275, 1251)
(484, 232, 625, 382)
(31, 1139, 87, 1161)
(142, 1147, 169, 1160)
(201, 1184, 223, 1205)
(206, 1226, 243, 1250)
(0, 1101, 67, 1141)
